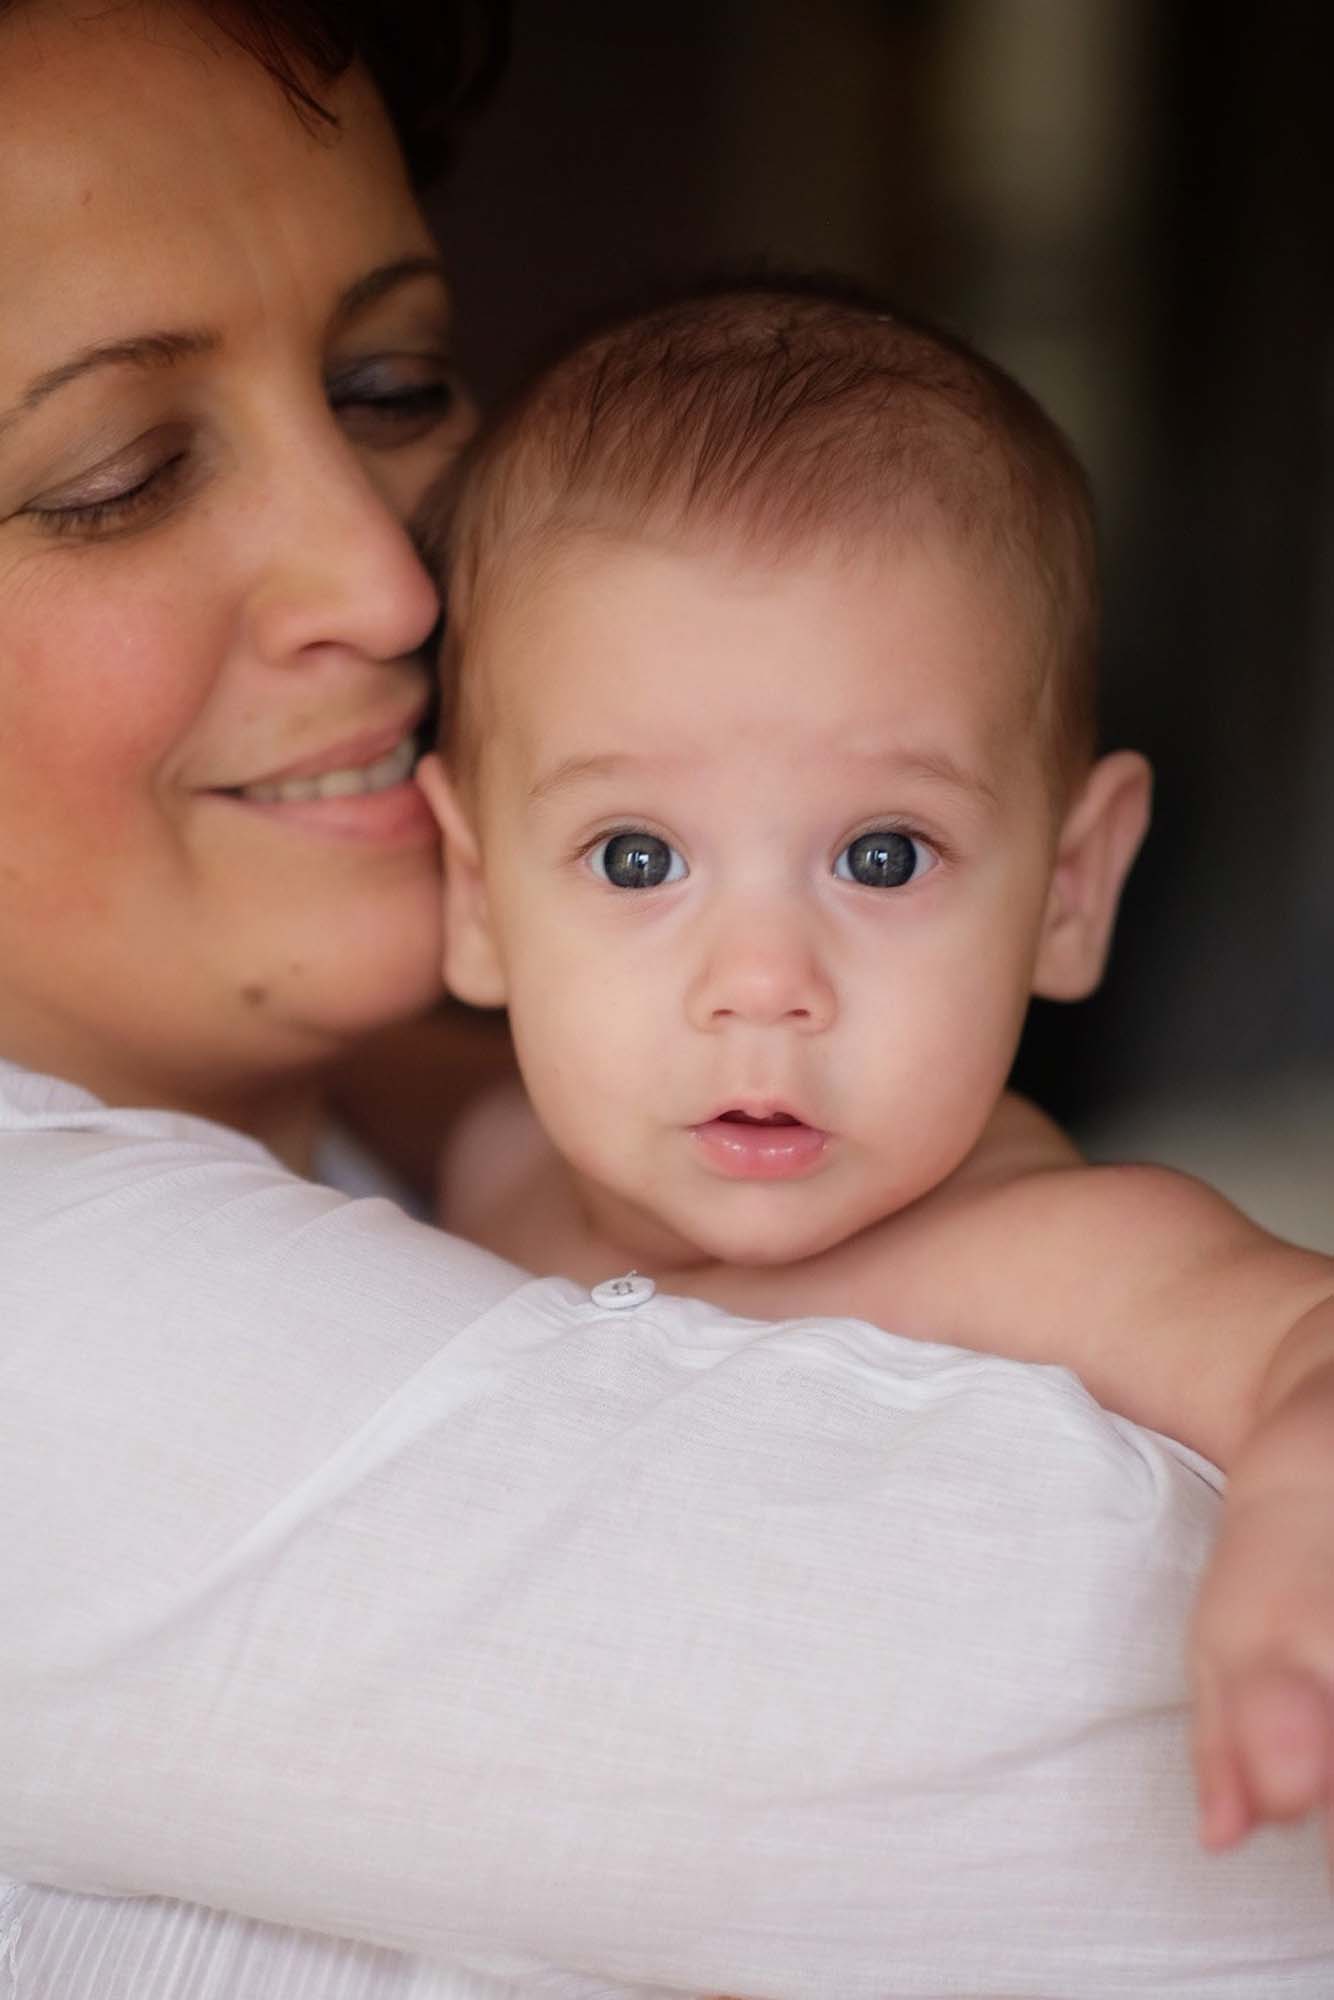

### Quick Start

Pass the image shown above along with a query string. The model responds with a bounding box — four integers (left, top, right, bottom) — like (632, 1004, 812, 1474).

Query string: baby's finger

(1192, 1675, 1253, 1850)
(1196, 1746, 1253, 1851)
(1230, 1665, 1332, 1825)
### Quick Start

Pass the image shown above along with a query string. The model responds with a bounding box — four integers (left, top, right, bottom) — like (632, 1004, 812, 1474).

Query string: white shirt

(1, 1057, 1332, 1998)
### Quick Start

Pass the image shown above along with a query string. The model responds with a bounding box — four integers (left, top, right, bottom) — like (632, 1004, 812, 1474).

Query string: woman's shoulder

(0, 1056, 273, 1162)
(0, 1056, 109, 1127)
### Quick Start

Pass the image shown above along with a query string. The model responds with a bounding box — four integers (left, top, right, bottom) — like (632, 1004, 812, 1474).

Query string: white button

(590, 1272, 656, 1310)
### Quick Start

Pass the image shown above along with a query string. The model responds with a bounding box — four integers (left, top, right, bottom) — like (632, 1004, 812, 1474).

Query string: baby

(416, 279, 1334, 1854)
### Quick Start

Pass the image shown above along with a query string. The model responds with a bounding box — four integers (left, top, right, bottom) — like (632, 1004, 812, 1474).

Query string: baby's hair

(432, 275, 1098, 785)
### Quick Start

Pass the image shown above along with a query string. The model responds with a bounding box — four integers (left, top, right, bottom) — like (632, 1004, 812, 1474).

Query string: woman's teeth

(238, 736, 417, 804)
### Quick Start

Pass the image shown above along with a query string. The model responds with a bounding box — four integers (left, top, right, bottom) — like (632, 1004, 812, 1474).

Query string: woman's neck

(4, 1026, 329, 1176)
(210, 1079, 327, 1176)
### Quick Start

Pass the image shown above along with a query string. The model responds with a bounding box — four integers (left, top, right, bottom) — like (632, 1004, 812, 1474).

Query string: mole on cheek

(240, 983, 268, 1008)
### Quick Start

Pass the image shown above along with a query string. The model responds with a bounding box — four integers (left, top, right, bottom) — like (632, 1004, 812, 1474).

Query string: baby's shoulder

(915, 1120, 1245, 1276)
(959, 1146, 1245, 1255)
(833, 1110, 1267, 1349)
(436, 1076, 555, 1242)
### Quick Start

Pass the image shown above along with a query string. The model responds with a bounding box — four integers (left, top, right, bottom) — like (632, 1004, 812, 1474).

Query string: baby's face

(445, 533, 1066, 1268)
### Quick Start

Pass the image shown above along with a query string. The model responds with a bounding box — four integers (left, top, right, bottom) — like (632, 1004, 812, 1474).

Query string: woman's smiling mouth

(237, 733, 416, 803)
(211, 727, 437, 845)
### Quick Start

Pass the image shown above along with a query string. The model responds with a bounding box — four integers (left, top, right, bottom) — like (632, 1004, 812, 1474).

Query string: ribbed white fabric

(0, 1881, 603, 2000)
(2, 1058, 1333, 1998)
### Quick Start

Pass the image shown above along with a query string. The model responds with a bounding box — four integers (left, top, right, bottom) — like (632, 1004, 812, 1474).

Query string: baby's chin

(571, 1154, 896, 1275)
(632, 1194, 871, 1274)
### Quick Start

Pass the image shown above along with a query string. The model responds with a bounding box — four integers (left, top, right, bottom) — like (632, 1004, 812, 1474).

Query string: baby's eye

(834, 829, 933, 888)
(590, 831, 688, 890)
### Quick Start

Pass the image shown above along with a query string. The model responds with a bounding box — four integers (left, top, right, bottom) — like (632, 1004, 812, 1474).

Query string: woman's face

(0, 1, 472, 1107)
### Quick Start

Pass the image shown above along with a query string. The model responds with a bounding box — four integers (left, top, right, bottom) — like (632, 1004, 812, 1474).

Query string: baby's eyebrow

(860, 747, 1003, 811)
(528, 745, 1003, 813)
(527, 752, 648, 805)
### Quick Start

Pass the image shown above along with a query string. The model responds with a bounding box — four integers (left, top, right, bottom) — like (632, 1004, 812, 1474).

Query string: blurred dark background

(429, 0, 1332, 1234)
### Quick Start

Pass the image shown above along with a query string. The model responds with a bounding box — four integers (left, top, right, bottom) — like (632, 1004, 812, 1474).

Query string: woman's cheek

(3, 571, 216, 802)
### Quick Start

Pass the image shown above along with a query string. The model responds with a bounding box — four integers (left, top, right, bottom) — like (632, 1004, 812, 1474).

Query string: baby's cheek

(903, 1000, 1023, 1166)
(509, 958, 647, 1161)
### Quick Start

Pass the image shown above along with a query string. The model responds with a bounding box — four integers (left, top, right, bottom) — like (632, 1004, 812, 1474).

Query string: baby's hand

(1189, 1347, 1334, 1858)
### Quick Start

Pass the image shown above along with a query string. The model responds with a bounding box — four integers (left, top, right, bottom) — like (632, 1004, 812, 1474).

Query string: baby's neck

(507, 1155, 714, 1289)
(565, 1174, 729, 1282)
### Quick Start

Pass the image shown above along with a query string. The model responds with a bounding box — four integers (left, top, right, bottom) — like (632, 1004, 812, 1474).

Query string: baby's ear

(415, 753, 509, 1009)
(1031, 750, 1152, 1001)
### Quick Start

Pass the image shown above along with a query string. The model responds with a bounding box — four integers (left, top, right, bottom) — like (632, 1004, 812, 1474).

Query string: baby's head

(420, 281, 1150, 1268)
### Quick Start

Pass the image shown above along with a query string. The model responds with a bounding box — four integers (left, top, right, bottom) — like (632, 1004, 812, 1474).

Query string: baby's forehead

(471, 512, 1042, 653)
(460, 526, 1049, 788)
(435, 284, 1097, 786)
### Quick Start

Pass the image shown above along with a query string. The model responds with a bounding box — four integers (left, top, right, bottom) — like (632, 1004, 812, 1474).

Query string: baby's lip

(689, 1104, 830, 1179)
(700, 1103, 813, 1130)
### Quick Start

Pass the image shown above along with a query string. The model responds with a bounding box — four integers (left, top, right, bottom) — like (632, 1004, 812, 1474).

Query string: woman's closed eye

(589, 830, 688, 890)
(21, 427, 195, 539)
(17, 354, 458, 543)
(834, 828, 936, 888)
(326, 353, 458, 447)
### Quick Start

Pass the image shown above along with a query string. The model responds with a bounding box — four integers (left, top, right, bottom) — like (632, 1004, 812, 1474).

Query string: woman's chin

(304, 962, 446, 1047)
(230, 880, 447, 1053)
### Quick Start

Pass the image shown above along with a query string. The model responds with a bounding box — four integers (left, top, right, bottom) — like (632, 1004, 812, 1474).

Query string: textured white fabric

(2, 1058, 1333, 1998)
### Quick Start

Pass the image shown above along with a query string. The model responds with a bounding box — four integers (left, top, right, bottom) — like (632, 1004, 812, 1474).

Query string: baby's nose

(686, 920, 836, 1033)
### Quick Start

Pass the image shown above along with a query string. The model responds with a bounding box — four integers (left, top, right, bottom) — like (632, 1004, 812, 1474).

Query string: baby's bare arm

(1191, 1290, 1334, 1848)
(693, 1159, 1333, 1468)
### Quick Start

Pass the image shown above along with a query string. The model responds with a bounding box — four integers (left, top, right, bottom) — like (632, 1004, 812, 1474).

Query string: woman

(1, 3, 1331, 1996)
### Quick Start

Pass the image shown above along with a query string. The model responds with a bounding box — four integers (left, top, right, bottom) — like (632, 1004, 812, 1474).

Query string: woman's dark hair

(216, 0, 510, 182)
(0, 1, 510, 185)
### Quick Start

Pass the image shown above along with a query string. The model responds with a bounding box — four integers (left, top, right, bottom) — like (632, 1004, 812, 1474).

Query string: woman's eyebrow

(0, 330, 217, 439)
(0, 260, 448, 443)
(328, 256, 450, 337)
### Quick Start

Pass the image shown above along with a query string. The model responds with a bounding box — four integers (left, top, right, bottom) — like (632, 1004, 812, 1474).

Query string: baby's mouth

(717, 1109, 802, 1128)
(690, 1106, 828, 1180)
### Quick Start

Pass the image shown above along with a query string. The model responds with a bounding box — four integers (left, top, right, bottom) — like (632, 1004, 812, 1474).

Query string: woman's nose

(686, 912, 837, 1033)
(242, 437, 441, 668)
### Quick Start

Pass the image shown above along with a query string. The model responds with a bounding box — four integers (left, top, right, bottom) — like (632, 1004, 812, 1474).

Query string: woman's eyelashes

(23, 435, 194, 539)
(326, 354, 458, 446)
(21, 353, 458, 541)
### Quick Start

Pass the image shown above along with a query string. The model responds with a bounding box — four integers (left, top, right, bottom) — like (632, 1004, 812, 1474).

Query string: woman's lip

(216, 708, 429, 791)
(212, 775, 440, 847)
(690, 1116, 829, 1181)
